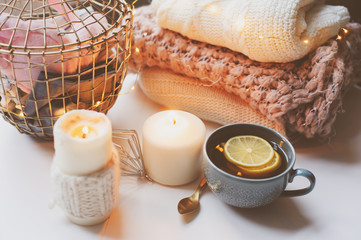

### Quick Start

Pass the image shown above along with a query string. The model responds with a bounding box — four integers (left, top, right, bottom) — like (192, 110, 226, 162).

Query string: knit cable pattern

(130, 6, 361, 138)
(51, 149, 120, 225)
(152, 0, 350, 62)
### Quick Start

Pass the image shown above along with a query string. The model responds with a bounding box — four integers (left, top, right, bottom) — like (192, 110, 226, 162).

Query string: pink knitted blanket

(130, 6, 361, 138)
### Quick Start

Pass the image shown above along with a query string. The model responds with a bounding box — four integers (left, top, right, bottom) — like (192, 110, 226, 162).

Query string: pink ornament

(0, 0, 108, 94)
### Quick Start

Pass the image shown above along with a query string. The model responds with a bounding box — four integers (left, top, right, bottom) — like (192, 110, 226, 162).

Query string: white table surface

(1, 73, 361, 240)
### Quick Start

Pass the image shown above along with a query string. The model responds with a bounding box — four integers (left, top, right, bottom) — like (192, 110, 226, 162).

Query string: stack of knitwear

(130, 6, 361, 138)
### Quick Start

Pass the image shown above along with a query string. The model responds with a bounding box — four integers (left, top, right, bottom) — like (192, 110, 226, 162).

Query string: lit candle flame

(168, 111, 178, 126)
(70, 125, 97, 139)
(82, 126, 89, 139)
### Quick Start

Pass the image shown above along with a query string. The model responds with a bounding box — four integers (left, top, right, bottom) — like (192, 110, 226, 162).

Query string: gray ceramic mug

(203, 123, 316, 208)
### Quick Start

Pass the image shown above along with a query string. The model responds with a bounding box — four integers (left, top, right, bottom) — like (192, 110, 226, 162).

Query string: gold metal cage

(0, 0, 133, 139)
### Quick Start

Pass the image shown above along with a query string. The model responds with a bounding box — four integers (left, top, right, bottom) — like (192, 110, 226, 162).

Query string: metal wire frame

(0, 0, 133, 139)
(112, 129, 149, 179)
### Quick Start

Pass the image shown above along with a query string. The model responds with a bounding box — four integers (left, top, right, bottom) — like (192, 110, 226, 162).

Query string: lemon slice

(224, 135, 274, 168)
(238, 151, 282, 178)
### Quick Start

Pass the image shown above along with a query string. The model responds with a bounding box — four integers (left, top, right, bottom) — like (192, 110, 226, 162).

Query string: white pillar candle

(142, 110, 206, 186)
(53, 110, 113, 175)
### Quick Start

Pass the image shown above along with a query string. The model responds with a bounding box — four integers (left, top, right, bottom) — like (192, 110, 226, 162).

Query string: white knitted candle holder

(51, 147, 120, 226)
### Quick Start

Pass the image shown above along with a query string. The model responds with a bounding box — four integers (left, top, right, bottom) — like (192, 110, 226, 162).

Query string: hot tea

(203, 123, 315, 208)
(210, 140, 288, 179)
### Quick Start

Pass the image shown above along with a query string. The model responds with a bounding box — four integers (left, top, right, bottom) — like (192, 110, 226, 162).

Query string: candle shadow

(118, 175, 151, 199)
(229, 198, 311, 231)
(98, 207, 124, 238)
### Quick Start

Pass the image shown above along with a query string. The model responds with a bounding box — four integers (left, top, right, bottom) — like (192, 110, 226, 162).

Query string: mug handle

(281, 168, 316, 197)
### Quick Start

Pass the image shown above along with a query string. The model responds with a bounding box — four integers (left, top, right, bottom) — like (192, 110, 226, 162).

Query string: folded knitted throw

(152, 0, 350, 62)
(130, 6, 361, 138)
(139, 67, 286, 135)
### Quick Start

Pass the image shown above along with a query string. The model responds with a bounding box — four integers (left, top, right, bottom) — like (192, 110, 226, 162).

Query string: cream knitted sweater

(152, 0, 350, 62)
(139, 67, 286, 135)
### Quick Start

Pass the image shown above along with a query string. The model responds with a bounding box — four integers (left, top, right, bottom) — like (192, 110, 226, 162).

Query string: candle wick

(81, 126, 89, 139)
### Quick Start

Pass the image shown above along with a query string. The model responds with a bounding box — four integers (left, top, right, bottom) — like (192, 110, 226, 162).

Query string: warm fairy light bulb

(303, 39, 309, 44)
(135, 47, 140, 53)
(336, 28, 349, 41)
(94, 101, 101, 107)
(15, 105, 24, 117)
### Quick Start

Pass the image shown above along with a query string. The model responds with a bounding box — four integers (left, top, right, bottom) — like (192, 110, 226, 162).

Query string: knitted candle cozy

(152, 0, 350, 63)
(51, 148, 120, 225)
(130, 6, 361, 138)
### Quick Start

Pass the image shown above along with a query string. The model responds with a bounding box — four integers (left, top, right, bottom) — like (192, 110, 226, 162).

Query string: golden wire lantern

(0, 0, 133, 139)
